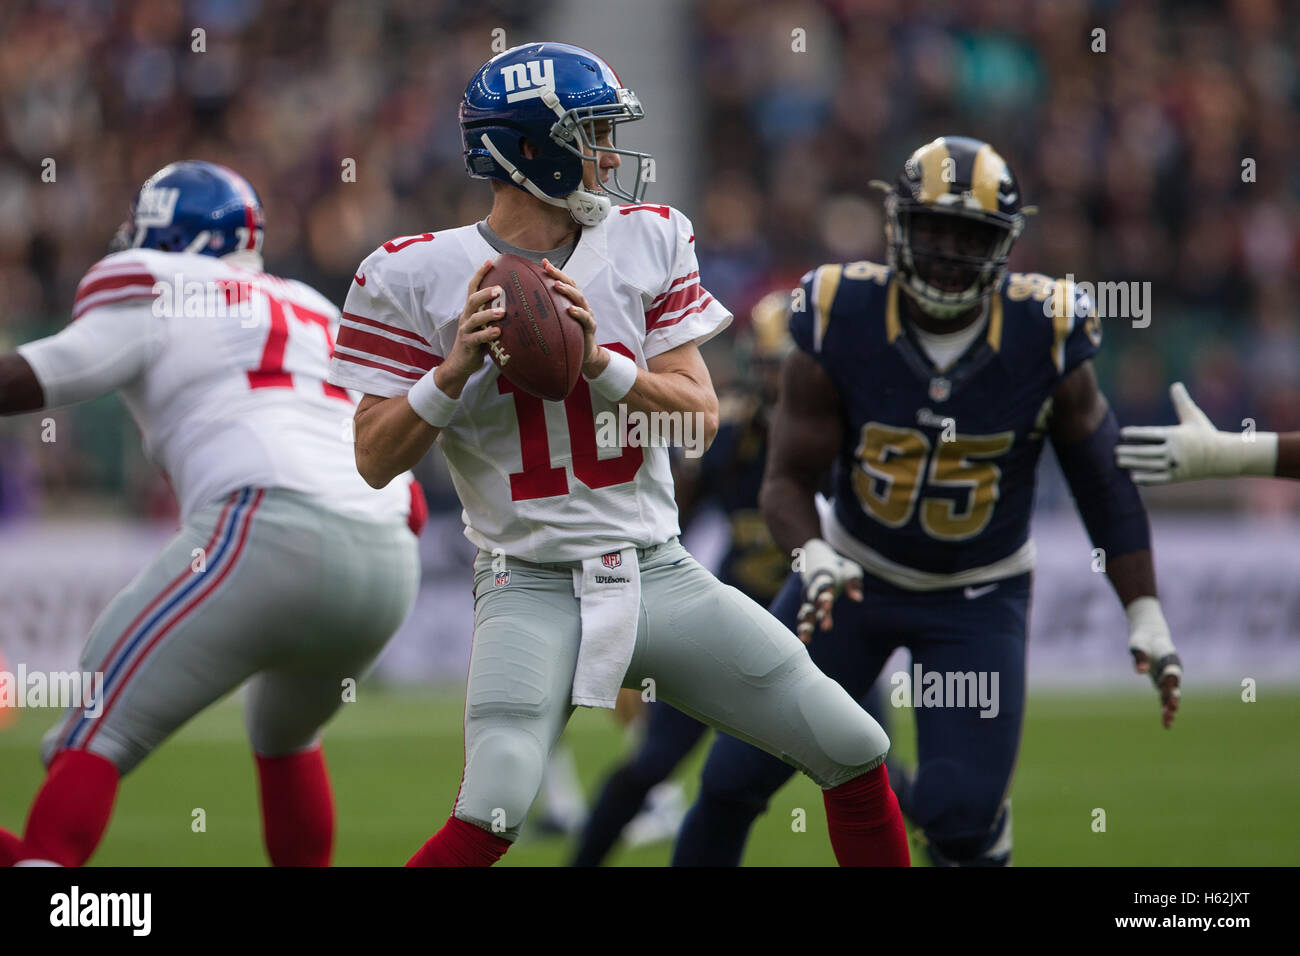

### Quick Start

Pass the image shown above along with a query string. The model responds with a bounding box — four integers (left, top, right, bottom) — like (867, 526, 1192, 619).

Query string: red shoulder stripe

(646, 282, 703, 328)
(647, 294, 714, 333)
(341, 311, 433, 347)
(650, 272, 700, 306)
(75, 272, 157, 305)
(333, 351, 425, 381)
(337, 325, 440, 372)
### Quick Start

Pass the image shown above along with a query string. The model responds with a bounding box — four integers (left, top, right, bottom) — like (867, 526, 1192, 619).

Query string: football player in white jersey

(0, 161, 424, 867)
(328, 42, 910, 866)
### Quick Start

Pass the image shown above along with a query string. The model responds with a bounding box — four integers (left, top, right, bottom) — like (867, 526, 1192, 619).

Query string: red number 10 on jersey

(499, 342, 643, 501)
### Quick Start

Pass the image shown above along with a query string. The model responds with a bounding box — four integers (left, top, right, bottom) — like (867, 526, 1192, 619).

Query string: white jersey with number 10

(326, 205, 732, 563)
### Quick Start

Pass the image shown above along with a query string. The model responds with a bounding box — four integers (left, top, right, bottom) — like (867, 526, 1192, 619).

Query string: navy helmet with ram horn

(873, 136, 1029, 320)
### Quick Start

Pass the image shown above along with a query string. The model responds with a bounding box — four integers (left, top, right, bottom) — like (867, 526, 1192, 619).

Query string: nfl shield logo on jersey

(929, 376, 952, 402)
(601, 552, 622, 569)
(495, 569, 510, 587)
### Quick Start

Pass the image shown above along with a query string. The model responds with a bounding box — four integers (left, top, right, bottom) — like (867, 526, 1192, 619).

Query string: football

(482, 254, 585, 402)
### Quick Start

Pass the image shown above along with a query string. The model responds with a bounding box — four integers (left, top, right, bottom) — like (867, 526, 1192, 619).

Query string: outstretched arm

(1117, 381, 1300, 481)
(1050, 360, 1180, 728)
(2, 304, 160, 416)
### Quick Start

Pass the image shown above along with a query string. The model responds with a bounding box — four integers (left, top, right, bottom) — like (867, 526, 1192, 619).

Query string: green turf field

(1, 686, 1296, 866)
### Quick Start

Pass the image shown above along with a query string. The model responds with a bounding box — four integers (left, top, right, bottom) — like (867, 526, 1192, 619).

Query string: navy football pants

(672, 569, 1031, 866)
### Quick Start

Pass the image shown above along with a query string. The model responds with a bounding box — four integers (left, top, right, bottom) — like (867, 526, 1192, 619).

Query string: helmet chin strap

(479, 133, 610, 227)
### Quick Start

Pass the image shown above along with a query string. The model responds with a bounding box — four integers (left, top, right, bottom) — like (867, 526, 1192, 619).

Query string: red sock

(0, 826, 22, 867)
(406, 815, 511, 867)
(23, 750, 120, 866)
(823, 763, 911, 867)
(255, 747, 335, 866)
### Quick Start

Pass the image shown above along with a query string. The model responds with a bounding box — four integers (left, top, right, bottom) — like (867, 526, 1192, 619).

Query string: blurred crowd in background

(1, 0, 1297, 521)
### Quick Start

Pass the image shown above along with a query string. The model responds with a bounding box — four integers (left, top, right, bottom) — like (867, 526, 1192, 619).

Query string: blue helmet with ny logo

(111, 160, 264, 261)
(459, 42, 651, 226)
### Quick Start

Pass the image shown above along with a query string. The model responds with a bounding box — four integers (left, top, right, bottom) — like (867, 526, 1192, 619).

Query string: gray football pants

(455, 539, 890, 840)
(42, 487, 420, 774)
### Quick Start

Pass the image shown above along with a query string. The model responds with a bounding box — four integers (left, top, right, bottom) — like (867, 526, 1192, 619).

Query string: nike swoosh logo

(964, 584, 999, 600)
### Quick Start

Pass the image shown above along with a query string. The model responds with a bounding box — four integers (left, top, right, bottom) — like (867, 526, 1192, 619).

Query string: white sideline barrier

(2, 511, 1298, 687)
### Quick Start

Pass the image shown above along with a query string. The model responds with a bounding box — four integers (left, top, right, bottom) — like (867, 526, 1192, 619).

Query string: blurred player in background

(0, 161, 424, 867)
(331, 42, 908, 867)
(674, 137, 1179, 867)
(1117, 382, 1300, 482)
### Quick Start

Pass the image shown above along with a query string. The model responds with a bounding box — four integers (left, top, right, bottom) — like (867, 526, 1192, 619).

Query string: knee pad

(456, 729, 547, 839)
(796, 674, 891, 775)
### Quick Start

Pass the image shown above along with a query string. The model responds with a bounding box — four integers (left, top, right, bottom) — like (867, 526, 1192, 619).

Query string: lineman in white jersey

(330, 42, 909, 866)
(0, 161, 422, 868)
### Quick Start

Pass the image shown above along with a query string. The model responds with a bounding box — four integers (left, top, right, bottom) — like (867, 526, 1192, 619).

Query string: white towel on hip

(570, 547, 641, 708)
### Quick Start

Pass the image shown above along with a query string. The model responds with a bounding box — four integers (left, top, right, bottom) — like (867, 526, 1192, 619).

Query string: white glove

(1126, 596, 1182, 728)
(1116, 382, 1277, 484)
(795, 538, 864, 642)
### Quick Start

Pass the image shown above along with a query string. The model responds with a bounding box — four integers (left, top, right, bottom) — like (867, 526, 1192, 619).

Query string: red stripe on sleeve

(647, 295, 714, 333)
(341, 311, 434, 347)
(333, 351, 426, 381)
(650, 272, 699, 306)
(337, 325, 441, 372)
(646, 282, 703, 330)
(72, 288, 157, 321)
(74, 272, 157, 306)
(79, 258, 148, 282)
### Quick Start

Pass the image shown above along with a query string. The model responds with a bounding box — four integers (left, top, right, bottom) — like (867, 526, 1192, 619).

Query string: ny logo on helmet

(502, 59, 555, 103)
(135, 187, 181, 227)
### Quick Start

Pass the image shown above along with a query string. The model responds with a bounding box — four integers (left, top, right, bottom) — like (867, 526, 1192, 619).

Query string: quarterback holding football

(328, 42, 910, 867)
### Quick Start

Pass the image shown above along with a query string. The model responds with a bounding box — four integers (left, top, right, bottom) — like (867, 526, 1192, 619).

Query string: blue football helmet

(110, 160, 264, 258)
(459, 42, 651, 226)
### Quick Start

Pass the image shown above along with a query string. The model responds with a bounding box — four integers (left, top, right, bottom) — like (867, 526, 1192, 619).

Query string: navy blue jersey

(791, 262, 1100, 575)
